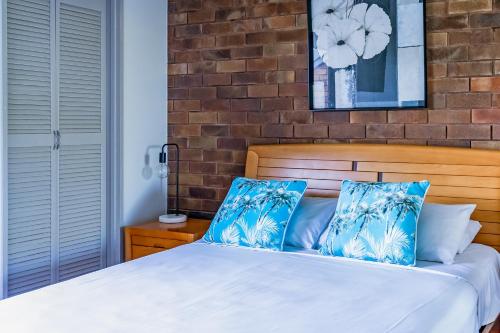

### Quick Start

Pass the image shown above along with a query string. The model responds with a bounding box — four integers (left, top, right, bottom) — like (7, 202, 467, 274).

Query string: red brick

(175, 51, 202, 63)
(350, 111, 387, 124)
(276, 29, 307, 43)
(388, 110, 427, 123)
(470, 13, 500, 28)
(471, 77, 500, 92)
(280, 111, 312, 124)
(428, 78, 469, 93)
(202, 99, 230, 112)
(169, 88, 189, 100)
(232, 72, 265, 85)
(448, 61, 492, 77)
(175, 24, 202, 38)
(168, 63, 188, 75)
(188, 9, 215, 23)
(172, 124, 201, 137)
(447, 124, 491, 139)
(217, 86, 248, 98)
(201, 124, 229, 136)
(231, 46, 263, 59)
(231, 99, 260, 112)
(428, 109, 471, 123)
(265, 71, 295, 84)
(493, 125, 500, 139)
(188, 61, 217, 74)
(263, 15, 295, 29)
(329, 124, 365, 139)
(278, 54, 308, 70)
(188, 136, 217, 149)
(188, 112, 217, 124)
(232, 19, 263, 33)
(366, 124, 404, 139)
(216, 60, 246, 73)
(427, 15, 468, 31)
(447, 93, 491, 108)
(294, 124, 328, 138)
(203, 73, 231, 86)
(231, 125, 261, 137)
(472, 109, 500, 123)
(247, 58, 277, 71)
(203, 150, 233, 162)
(279, 83, 308, 97)
(190, 162, 217, 174)
(173, 99, 201, 111)
(203, 22, 232, 34)
(314, 112, 349, 124)
(262, 124, 293, 137)
(246, 31, 276, 45)
(263, 43, 295, 57)
(174, 74, 202, 88)
(218, 137, 247, 150)
(169, 112, 188, 124)
(215, 8, 245, 21)
(169, 13, 187, 25)
(216, 34, 245, 47)
(247, 111, 279, 124)
(218, 112, 246, 124)
(261, 97, 293, 111)
(248, 84, 279, 97)
(189, 87, 217, 100)
(406, 124, 446, 139)
(469, 44, 500, 60)
(202, 49, 231, 60)
(471, 141, 500, 150)
(449, 0, 492, 14)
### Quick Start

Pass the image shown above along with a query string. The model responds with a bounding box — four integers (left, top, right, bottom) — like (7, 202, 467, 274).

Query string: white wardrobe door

(7, 0, 52, 135)
(57, 0, 107, 280)
(6, 0, 54, 296)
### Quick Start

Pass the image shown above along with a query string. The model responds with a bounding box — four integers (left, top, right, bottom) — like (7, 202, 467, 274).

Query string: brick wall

(167, 0, 500, 216)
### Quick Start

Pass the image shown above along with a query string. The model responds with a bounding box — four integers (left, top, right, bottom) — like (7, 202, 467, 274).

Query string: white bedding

(0, 242, 496, 333)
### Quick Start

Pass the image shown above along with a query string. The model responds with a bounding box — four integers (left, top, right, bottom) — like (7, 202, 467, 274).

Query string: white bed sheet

(284, 243, 500, 326)
(0, 242, 489, 333)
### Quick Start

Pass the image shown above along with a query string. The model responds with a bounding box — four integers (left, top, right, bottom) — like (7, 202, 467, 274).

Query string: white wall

(121, 0, 167, 230)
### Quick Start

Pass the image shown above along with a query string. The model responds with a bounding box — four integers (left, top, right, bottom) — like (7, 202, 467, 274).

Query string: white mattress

(0, 242, 496, 333)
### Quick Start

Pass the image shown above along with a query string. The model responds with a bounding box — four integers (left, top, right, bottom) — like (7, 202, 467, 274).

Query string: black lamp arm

(159, 143, 180, 216)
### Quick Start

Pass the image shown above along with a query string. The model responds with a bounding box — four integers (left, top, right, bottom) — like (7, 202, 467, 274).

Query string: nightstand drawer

(131, 245, 165, 259)
(131, 235, 187, 249)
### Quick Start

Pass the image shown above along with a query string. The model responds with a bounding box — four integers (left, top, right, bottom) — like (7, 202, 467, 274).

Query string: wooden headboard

(245, 144, 500, 251)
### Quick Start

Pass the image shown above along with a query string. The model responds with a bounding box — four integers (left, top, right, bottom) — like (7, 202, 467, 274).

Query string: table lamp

(157, 143, 187, 223)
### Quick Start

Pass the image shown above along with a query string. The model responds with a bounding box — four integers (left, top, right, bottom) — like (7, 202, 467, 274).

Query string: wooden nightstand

(123, 218, 211, 261)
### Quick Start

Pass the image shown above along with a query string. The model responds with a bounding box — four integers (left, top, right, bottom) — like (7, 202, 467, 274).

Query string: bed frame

(245, 144, 500, 252)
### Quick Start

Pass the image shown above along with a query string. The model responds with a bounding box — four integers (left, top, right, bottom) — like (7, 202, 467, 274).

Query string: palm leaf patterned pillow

(203, 177, 307, 251)
(319, 180, 430, 266)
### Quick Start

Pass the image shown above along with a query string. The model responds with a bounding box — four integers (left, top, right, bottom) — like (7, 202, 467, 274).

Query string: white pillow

(457, 220, 482, 254)
(416, 203, 476, 264)
(285, 197, 338, 249)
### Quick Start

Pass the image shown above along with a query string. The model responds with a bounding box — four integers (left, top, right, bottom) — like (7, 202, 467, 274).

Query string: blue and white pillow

(204, 177, 307, 251)
(319, 180, 430, 266)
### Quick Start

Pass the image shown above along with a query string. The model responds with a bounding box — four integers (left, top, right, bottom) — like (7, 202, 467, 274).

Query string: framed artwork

(307, 0, 427, 111)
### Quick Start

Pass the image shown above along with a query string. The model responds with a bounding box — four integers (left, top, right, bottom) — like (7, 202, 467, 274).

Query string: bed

(0, 144, 499, 332)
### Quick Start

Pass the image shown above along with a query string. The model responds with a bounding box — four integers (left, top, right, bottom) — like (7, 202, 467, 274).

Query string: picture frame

(307, 0, 427, 111)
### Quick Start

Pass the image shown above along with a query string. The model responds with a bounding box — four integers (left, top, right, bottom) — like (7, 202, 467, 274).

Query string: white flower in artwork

(316, 17, 365, 69)
(350, 3, 392, 60)
(312, 0, 354, 31)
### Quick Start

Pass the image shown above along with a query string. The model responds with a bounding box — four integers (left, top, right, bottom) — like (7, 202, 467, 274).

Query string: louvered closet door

(56, 0, 107, 281)
(6, 0, 55, 296)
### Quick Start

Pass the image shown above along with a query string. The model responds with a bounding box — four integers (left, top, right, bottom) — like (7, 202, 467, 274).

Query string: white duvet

(0, 242, 492, 333)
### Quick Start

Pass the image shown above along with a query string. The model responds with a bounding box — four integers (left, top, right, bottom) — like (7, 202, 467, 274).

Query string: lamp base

(159, 214, 187, 224)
